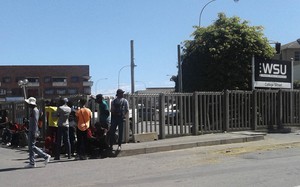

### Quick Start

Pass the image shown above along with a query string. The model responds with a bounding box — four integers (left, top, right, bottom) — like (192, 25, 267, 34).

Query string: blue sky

(0, 0, 299, 96)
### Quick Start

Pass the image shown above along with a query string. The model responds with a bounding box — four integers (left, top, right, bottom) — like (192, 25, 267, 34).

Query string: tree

(181, 13, 275, 92)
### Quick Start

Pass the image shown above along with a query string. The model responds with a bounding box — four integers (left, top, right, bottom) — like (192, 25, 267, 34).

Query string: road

(1, 136, 300, 187)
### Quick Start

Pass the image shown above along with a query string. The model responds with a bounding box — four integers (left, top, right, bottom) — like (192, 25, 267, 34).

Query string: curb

(118, 135, 265, 157)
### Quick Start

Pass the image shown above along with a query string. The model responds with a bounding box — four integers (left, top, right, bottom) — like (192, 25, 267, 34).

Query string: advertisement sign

(254, 58, 292, 89)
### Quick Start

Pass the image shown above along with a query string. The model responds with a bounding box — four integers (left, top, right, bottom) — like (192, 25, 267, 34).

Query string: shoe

(117, 146, 121, 151)
(53, 157, 60, 160)
(24, 164, 36, 168)
(6, 142, 11, 146)
(44, 155, 51, 166)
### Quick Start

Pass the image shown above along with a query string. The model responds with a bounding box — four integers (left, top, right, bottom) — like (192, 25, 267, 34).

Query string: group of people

(11, 88, 129, 168)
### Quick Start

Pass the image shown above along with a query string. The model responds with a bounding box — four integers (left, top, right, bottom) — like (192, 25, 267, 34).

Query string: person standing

(76, 98, 92, 160)
(67, 100, 77, 157)
(54, 98, 71, 160)
(24, 97, 51, 168)
(109, 89, 129, 151)
(95, 94, 110, 129)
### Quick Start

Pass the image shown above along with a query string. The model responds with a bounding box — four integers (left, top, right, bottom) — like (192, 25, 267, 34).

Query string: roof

(281, 40, 300, 50)
(135, 87, 175, 94)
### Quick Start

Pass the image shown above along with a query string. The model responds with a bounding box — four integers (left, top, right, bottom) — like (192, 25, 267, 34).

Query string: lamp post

(118, 65, 131, 89)
(18, 79, 29, 99)
(94, 78, 108, 95)
(199, 0, 239, 27)
(135, 81, 147, 90)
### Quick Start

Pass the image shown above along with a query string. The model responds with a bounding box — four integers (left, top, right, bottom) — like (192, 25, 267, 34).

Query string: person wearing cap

(95, 94, 110, 129)
(24, 97, 51, 168)
(54, 98, 72, 160)
(109, 89, 129, 151)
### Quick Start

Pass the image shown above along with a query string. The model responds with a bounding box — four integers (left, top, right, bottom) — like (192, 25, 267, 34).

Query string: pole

(199, 0, 216, 27)
(177, 45, 182, 92)
(252, 55, 255, 90)
(131, 40, 135, 94)
(118, 65, 130, 89)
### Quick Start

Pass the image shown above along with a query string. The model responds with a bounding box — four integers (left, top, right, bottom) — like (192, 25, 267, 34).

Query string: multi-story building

(274, 39, 300, 80)
(0, 65, 92, 101)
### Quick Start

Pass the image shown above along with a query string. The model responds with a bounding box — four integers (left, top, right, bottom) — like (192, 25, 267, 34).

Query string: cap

(25, 97, 37, 106)
(63, 98, 68, 103)
(96, 94, 103, 100)
(116, 89, 125, 96)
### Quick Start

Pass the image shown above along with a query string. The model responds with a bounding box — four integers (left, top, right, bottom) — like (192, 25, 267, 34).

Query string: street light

(18, 79, 29, 99)
(118, 65, 131, 89)
(94, 78, 108, 95)
(199, 0, 239, 27)
(135, 81, 147, 90)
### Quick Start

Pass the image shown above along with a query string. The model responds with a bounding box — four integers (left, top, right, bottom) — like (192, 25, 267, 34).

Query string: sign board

(254, 58, 292, 89)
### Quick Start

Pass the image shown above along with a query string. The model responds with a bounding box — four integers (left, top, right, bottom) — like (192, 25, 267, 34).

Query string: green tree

(182, 13, 275, 92)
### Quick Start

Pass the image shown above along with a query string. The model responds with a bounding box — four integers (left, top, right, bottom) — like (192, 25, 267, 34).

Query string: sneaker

(24, 164, 36, 168)
(6, 142, 11, 146)
(44, 155, 51, 166)
(117, 146, 121, 151)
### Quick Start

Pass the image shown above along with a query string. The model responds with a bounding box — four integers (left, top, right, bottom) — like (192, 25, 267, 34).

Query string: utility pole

(131, 40, 135, 94)
(178, 44, 182, 92)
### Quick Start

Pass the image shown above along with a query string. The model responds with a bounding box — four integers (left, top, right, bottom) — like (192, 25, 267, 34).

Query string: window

(57, 89, 66, 95)
(0, 88, 6, 95)
(83, 87, 91, 95)
(44, 77, 51, 83)
(71, 76, 80, 83)
(45, 88, 55, 95)
(27, 77, 39, 83)
(295, 51, 300, 61)
(52, 77, 66, 82)
(68, 88, 78, 95)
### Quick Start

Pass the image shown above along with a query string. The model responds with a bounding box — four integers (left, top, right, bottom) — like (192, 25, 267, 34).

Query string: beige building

(274, 39, 300, 81)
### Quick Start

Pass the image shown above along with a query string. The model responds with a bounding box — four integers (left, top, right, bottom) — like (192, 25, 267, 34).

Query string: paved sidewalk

(117, 131, 266, 157)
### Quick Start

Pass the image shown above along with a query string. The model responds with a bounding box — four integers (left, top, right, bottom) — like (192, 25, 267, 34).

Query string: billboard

(254, 58, 292, 89)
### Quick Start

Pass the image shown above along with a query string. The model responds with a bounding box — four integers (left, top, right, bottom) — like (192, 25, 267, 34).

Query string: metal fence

(1, 90, 300, 143)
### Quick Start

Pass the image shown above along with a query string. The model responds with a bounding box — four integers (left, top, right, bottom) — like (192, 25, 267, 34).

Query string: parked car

(138, 107, 158, 121)
(164, 104, 179, 123)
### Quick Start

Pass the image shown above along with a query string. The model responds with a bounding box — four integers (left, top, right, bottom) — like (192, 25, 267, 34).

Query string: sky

(0, 0, 299, 96)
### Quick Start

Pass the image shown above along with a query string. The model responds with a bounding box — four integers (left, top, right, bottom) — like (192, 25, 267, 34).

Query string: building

(274, 39, 300, 81)
(0, 65, 92, 101)
(134, 87, 175, 94)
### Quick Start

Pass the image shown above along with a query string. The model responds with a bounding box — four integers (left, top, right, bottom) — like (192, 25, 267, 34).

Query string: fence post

(192, 92, 199, 135)
(159, 93, 165, 139)
(252, 90, 257, 130)
(290, 90, 294, 124)
(277, 90, 283, 129)
(223, 90, 229, 132)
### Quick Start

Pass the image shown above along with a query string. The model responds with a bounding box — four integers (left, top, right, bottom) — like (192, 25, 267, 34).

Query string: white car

(164, 104, 179, 123)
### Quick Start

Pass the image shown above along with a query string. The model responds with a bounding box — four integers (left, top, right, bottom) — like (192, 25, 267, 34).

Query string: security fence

(1, 90, 300, 143)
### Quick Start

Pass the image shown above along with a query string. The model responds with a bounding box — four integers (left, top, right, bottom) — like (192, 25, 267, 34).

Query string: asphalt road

(1, 133, 300, 187)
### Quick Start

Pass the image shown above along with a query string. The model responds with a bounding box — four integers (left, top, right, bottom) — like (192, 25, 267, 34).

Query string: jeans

(55, 126, 71, 159)
(109, 116, 124, 146)
(28, 132, 48, 165)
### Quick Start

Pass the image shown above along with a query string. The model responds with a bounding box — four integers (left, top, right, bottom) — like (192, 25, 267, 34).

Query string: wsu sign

(254, 58, 292, 89)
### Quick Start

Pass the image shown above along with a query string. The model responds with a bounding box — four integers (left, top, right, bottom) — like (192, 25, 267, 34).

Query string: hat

(116, 89, 125, 96)
(96, 94, 103, 100)
(63, 98, 68, 103)
(25, 97, 37, 106)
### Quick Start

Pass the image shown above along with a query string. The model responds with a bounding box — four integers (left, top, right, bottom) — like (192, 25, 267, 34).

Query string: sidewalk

(117, 131, 267, 157)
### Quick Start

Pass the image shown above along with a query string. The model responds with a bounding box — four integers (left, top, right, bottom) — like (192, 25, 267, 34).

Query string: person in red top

(75, 98, 92, 160)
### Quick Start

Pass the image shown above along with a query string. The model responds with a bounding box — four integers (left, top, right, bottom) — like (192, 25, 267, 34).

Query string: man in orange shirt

(75, 98, 92, 160)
